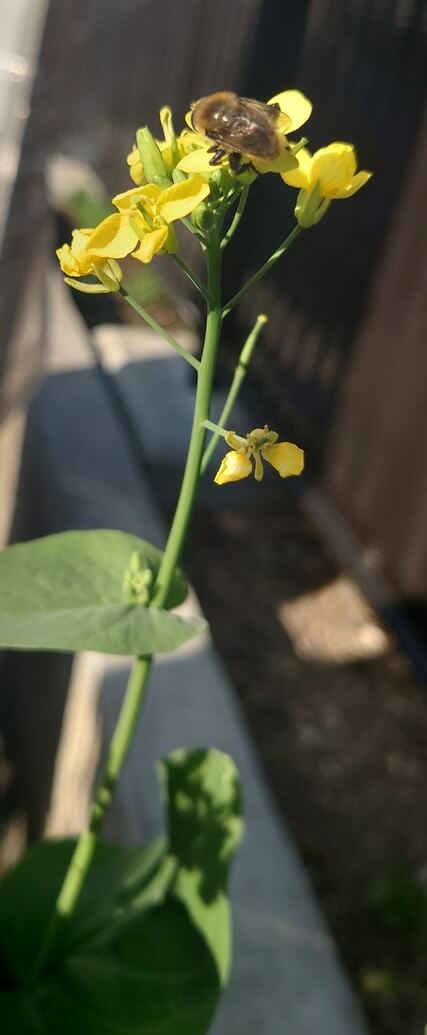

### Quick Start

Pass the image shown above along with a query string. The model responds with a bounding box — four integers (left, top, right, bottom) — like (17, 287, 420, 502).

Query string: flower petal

(56, 244, 82, 277)
(177, 149, 217, 173)
(70, 228, 93, 256)
(159, 106, 175, 144)
(268, 90, 312, 132)
(159, 175, 210, 222)
(159, 107, 181, 171)
(127, 146, 145, 186)
(112, 187, 145, 211)
(262, 441, 304, 477)
(113, 184, 161, 212)
(57, 234, 93, 275)
(131, 226, 169, 263)
(214, 450, 253, 485)
(254, 148, 298, 175)
(63, 276, 111, 294)
(333, 170, 373, 198)
(310, 142, 356, 196)
(86, 213, 139, 258)
(281, 147, 313, 189)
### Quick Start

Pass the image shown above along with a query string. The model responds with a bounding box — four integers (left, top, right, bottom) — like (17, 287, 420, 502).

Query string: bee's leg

(229, 152, 243, 173)
(229, 152, 254, 174)
(208, 146, 227, 166)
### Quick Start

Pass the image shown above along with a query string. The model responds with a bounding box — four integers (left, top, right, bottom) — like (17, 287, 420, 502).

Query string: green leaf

(2, 907, 218, 1035)
(0, 840, 219, 1035)
(0, 838, 169, 983)
(0, 749, 242, 1034)
(0, 991, 48, 1034)
(161, 748, 244, 984)
(0, 530, 205, 655)
(41, 900, 218, 1035)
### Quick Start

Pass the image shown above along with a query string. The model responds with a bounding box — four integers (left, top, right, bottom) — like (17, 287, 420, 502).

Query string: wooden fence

(233, 0, 427, 642)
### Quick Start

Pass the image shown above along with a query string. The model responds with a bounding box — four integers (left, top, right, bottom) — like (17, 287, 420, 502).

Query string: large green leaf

(0, 838, 169, 983)
(0, 530, 205, 655)
(1, 903, 219, 1035)
(0, 839, 219, 1035)
(0, 749, 242, 1034)
(161, 748, 244, 984)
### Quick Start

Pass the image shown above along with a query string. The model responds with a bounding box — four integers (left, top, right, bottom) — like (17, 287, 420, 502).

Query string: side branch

(201, 314, 267, 472)
(222, 224, 302, 317)
(119, 286, 200, 370)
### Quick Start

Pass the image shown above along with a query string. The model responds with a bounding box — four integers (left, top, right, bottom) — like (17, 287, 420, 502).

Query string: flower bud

(136, 128, 171, 188)
(191, 203, 216, 232)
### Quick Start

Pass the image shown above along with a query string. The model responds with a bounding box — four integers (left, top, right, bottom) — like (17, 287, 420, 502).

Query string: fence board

(233, 0, 427, 607)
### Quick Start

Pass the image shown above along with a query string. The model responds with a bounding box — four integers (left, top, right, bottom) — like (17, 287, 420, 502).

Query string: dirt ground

(186, 490, 427, 1035)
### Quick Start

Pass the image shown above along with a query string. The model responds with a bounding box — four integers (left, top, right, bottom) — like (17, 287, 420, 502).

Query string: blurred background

(0, 2, 427, 1033)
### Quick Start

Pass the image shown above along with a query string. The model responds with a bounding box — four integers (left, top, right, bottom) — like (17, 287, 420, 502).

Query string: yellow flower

(111, 175, 210, 263)
(56, 227, 123, 294)
(281, 141, 372, 226)
(177, 89, 312, 177)
(214, 426, 304, 485)
(57, 174, 210, 289)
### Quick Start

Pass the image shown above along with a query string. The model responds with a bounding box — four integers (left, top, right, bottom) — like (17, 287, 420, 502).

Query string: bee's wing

(241, 97, 292, 135)
(240, 97, 279, 119)
(211, 103, 280, 158)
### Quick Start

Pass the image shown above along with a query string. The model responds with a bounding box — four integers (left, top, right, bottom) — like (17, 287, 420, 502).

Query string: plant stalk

(119, 286, 200, 369)
(170, 253, 210, 302)
(28, 233, 223, 984)
(152, 233, 222, 606)
(222, 223, 302, 317)
(220, 186, 249, 249)
(201, 313, 267, 473)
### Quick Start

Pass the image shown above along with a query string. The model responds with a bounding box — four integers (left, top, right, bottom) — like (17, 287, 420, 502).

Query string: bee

(190, 91, 284, 173)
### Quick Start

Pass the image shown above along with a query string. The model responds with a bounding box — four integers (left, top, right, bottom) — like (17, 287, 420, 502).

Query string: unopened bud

(136, 127, 171, 188)
(191, 203, 215, 231)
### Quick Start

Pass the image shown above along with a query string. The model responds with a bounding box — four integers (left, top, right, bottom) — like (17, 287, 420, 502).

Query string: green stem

(170, 253, 210, 302)
(28, 233, 223, 984)
(201, 313, 267, 473)
(119, 286, 200, 370)
(222, 223, 302, 317)
(201, 418, 229, 439)
(220, 186, 249, 249)
(181, 215, 205, 241)
(152, 233, 222, 606)
(27, 655, 151, 983)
